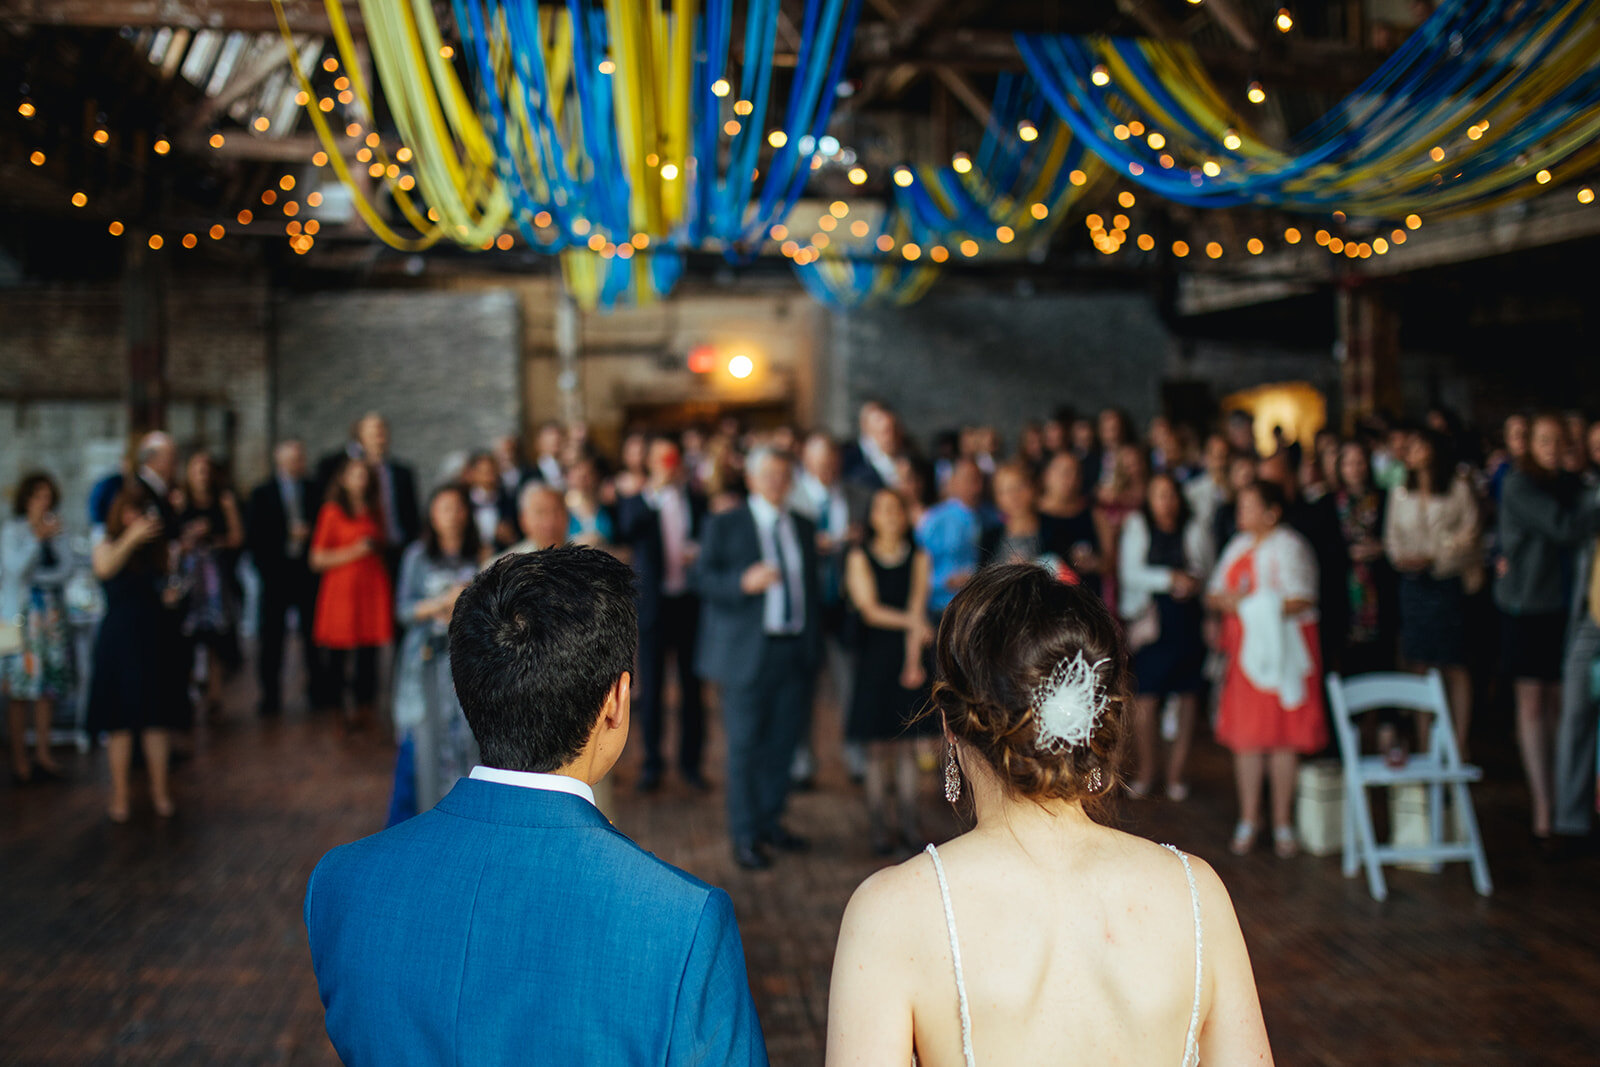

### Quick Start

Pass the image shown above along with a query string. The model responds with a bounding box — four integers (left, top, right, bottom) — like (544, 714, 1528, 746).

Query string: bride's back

(902, 827, 1202, 1067)
(827, 564, 1270, 1067)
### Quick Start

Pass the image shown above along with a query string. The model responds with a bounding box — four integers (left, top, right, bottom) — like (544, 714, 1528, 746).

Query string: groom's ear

(601, 671, 631, 730)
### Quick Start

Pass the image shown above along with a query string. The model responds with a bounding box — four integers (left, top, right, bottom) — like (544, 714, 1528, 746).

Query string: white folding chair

(1325, 670, 1492, 902)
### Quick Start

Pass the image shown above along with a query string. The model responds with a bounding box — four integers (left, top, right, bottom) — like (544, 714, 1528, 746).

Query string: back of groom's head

(449, 546, 638, 773)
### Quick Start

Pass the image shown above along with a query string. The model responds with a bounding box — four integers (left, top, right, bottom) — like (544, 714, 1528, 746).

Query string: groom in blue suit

(304, 546, 768, 1065)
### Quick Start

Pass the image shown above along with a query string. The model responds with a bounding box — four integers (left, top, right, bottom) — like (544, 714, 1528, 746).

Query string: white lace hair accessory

(1031, 651, 1111, 750)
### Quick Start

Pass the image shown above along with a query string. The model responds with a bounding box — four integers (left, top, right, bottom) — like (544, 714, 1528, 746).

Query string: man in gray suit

(695, 448, 822, 870)
(1554, 534, 1600, 847)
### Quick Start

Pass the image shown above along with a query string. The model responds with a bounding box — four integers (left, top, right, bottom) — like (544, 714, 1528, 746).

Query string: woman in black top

(1036, 451, 1108, 598)
(174, 450, 244, 719)
(845, 488, 933, 856)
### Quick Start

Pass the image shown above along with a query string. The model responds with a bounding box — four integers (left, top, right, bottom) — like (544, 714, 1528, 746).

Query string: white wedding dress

(922, 842, 1204, 1067)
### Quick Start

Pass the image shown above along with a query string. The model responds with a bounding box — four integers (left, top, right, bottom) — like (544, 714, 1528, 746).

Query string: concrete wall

(274, 289, 521, 489)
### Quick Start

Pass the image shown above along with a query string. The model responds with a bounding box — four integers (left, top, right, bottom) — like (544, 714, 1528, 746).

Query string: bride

(826, 563, 1272, 1065)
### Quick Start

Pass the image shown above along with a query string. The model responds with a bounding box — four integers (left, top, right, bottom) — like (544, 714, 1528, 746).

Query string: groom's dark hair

(450, 546, 638, 773)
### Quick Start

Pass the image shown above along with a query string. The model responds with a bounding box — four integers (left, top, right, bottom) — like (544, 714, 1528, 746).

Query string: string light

(1136, 233, 1154, 251)
(18, 100, 35, 118)
(1031, 203, 1049, 220)
(901, 243, 921, 261)
(812, 232, 830, 249)
(439, 45, 455, 60)
(632, 233, 649, 249)
(959, 239, 979, 257)
(253, 116, 270, 132)
(237, 209, 253, 225)
(397, 174, 416, 190)
(304, 219, 320, 235)
(1205, 241, 1223, 259)
(1202, 160, 1221, 177)
(818, 215, 837, 232)
(209, 224, 225, 239)
(148, 235, 164, 250)
(1017, 120, 1038, 142)
(307, 191, 323, 207)
(496, 233, 514, 250)
(830, 201, 849, 218)
(1118, 191, 1136, 208)
(780, 240, 799, 257)
(1091, 65, 1111, 86)
(209, 133, 225, 148)
(368, 162, 385, 178)
(995, 225, 1015, 243)
(287, 221, 302, 236)
(875, 234, 895, 252)
(322, 56, 339, 72)
(1146, 132, 1166, 150)
(1580, 187, 1595, 204)
(1405, 213, 1422, 229)
(262, 189, 278, 205)
(1429, 146, 1445, 162)
(847, 166, 867, 185)
(283, 201, 300, 216)
(733, 99, 754, 116)
(92, 128, 109, 145)
(723, 120, 741, 136)
(153, 138, 171, 155)
(767, 130, 787, 148)
(930, 245, 949, 263)
(1247, 82, 1266, 104)
(1275, 8, 1293, 32)
(1247, 237, 1264, 254)
(1373, 237, 1389, 254)
(318, 97, 335, 112)
(1535, 169, 1552, 184)
(1172, 240, 1190, 257)
(108, 221, 123, 236)
(770, 224, 789, 241)
(952, 152, 972, 174)
(1315, 230, 1330, 245)
(1128, 162, 1144, 176)
(1128, 121, 1145, 137)
(29, 150, 44, 166)
(1223, 129, 1242, 151)
(1112, 213, 1130, 230)
(711, 79, 731, 97)
(1328, 237, 1345, 253)
(182, 233, 198, 249)
(1391, 229, 1406, 244)
(1113, 124, 1130, 141)
(1069, 170, 1087, 186)
(850, 220, 869, 238)
(70, 192, 87, 207)
(1284, 227, 1302, 244)
(1085, 214, 1103, 230)
(345, 122, 362, 138)
(356, 148, 372, 163)
(893, 167, 914, 188)
(597, 58, 616, 75)
(660, 163, 679, 180)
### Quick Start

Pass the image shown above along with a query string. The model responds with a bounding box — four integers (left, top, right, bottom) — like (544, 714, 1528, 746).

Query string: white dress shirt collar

(469, 765, 597, 806)
(138, 466, 168, 497)
(748, 492, 783, 529)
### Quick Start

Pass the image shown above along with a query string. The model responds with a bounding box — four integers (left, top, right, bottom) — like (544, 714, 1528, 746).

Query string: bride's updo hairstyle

(931, 562, 1127, 807)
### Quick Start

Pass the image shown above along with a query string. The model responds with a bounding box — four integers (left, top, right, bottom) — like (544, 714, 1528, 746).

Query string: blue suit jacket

(305, 778, 768, 1066)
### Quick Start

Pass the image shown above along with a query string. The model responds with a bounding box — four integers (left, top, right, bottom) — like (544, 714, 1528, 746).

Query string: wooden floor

(4, 664, 1600, 1065)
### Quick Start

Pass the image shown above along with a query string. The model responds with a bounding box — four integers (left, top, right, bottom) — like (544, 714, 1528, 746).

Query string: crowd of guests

(5, 400, 1600, 862)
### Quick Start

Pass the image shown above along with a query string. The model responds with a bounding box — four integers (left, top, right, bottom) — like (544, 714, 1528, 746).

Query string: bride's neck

(962, 753, 1098, 839)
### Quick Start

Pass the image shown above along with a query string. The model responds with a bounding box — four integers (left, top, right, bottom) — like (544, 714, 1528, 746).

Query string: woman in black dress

(1037, 451, 1109, 600)
(88, 484, 190, 822)
(174, 450, 244, 719)
(845, 488, 933, 856)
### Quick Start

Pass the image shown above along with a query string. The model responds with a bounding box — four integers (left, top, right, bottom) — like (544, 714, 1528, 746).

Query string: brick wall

(273, 289, 520, 490)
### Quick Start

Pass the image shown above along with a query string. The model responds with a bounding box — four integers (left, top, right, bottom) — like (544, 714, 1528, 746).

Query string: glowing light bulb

(1247, 238, 1264, 254)
(830, 201, 849, 217)
(893, 167, 914, 188)
(711, 79, 731, 97)
(1069, 170, 1087, 186)
(210, 133, 225, 148)
(767, 130, 787, 148)
(1579, 187, 1595, 204)
(108, 221, 124, 236)
(1284, 227, 1302, 244)
(660, 163, 679, 180)
(148, 234, 164, 250)
(70, 192, 87, 207)
(1536, 169, 1552, 184)
(1091, 65, 1110, 87)
(995, 225, 1015, 244)
(1429, 146, 1445, 162)
(92, 128, 109, 144)
(1017, 120, 1038, 142)
(952, 152, 972, 174)
(209, 224, 225, 239)
(1172, 241, 1189, 257)
(1405, 214, 1422, 229)
(1205, 242, 1223, 259)
(959, 239, 979, 257)
(902, 243, 921, 261)
(1223, 129, 1242, 151)
(1202, 160, 1221, 177)
(598, 58, 616, 75)
(728, 354, 754, 379)
(1275, 8, 1293, 32)
(847, 167, 867, 185)
(1247, 82, 1266, 105)
(29, 150, 44, 165)
(1146, 132, 1165, 150)
(1136, 234, 1154, 251)
(1031, 203, 1049, 220)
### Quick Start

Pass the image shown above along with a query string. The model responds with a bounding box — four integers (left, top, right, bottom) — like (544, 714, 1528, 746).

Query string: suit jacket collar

(433, 777, 621, 832)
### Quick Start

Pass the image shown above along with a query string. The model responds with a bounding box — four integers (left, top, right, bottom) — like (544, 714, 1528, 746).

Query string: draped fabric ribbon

(1017, 0, 1600, 222)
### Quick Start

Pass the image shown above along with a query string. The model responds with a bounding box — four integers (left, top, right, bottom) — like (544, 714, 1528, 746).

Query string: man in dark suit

(316, 412, 420, 578)
(695, 448, 821, 870)
(133, 431, 182, 536)
(306, 548, 767, 1064)
(248, 439, 327, 716)
(842, 401, 904, 492)
(617, 435, 709, 793)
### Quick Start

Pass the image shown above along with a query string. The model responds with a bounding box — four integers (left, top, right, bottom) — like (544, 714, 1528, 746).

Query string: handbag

(1125, 604, 1160, 651)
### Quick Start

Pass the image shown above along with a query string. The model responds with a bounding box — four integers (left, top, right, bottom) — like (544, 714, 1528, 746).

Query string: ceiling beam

(0, 0, 362, 37)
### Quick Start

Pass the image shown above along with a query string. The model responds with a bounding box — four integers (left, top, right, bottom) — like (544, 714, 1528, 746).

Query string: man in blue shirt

(305, 547, 768, 1065)
(917, 458, 988, 617)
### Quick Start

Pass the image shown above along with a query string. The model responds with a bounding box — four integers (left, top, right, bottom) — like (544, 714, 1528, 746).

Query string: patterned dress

(0, 520, 74, 702)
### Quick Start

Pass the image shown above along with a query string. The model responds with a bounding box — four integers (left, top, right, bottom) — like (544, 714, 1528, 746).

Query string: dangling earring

(943, 741, 962, 804)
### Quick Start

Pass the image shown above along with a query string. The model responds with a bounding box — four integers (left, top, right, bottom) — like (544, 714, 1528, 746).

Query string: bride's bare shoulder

(838, 850, 947, 944)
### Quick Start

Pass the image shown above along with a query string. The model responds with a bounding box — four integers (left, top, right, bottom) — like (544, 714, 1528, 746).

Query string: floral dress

(0, 519, 74, 701)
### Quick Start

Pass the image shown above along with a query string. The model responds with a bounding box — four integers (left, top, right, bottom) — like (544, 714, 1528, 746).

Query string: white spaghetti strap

(1161, 844, 1204, 1067)
(924, 844, 976, 1067)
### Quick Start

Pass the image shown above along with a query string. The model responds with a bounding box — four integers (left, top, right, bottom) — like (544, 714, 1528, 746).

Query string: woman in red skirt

(1208, 479, 1328, 858)
(310, 456, 393, 731)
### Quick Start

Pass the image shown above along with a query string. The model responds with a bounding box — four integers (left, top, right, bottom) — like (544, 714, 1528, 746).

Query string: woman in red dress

(310, 457, 393, 731)
(1207, 479, 1328, 858)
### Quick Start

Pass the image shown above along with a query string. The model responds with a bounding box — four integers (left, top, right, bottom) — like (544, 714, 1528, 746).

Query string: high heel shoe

(1273, 825, 1299, 859)
(1229, 821, 1258, 856)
